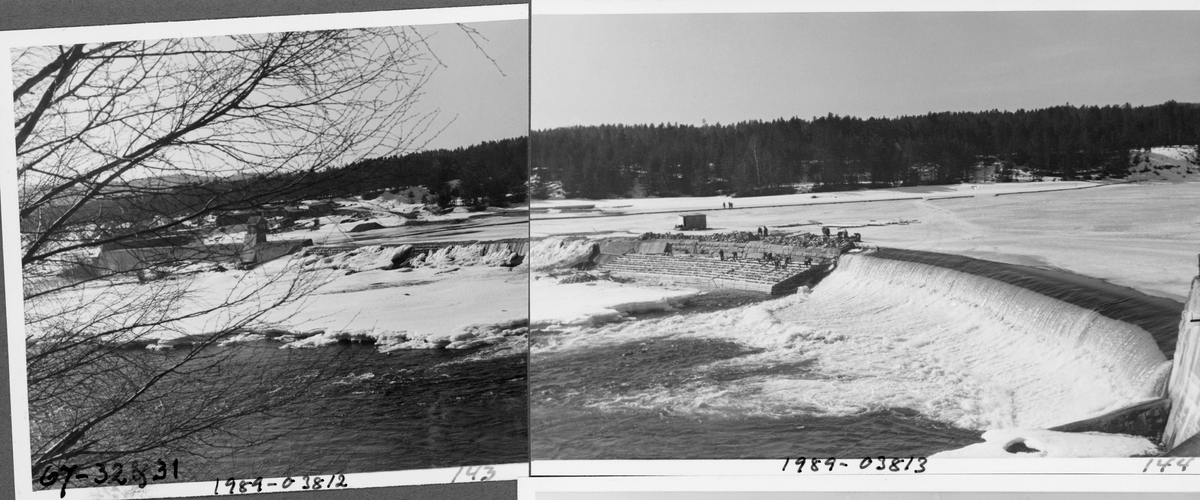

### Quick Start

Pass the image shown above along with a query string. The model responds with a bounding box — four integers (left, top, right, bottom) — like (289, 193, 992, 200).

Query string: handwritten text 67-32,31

(39, 459, 179, 497)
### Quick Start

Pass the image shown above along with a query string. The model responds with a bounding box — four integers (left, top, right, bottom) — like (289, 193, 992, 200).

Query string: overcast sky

(8, 18, 526, 183)
(419, 18, 528, 150)
(532, 11, 1200, 129)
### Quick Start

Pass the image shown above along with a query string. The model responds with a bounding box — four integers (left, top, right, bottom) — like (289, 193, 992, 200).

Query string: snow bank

(531, 237, 596, 270)
(216, 332, 269, 346)
(931, 429, 1158, 458)
(274, 214, 407, 246)
(375, 318, 529, 352)
(531, 275, 700, 327)
(274, 319, 528, 352)
(30, 252, 527, 356)
(266, 264, 526, 350)
(299, 245, 411, 273)
(279, 329, 408, 349)
(343, 191, 501, 221)
(296, 243, 519, 274)
(410, 244, 518, 268)
(347, 191, 427, 213)
(203, 227, 249, 245)
(1149, 145, 1198, 163)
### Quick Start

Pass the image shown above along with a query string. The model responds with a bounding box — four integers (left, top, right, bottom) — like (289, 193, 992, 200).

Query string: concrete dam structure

(1165, 274, 1200, 453)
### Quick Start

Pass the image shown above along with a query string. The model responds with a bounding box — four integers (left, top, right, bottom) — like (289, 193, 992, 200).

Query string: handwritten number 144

(1144, 458, 1195, 472)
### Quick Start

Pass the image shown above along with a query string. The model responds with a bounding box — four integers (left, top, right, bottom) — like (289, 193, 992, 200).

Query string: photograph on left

(2, 5, 529, 497)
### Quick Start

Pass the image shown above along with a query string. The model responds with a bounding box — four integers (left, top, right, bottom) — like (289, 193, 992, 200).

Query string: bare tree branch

(14, 26, 453, 481)
(456, 23, 506, 77)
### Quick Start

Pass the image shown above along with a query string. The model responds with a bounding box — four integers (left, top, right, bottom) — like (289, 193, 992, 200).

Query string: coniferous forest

(530, 101, 1200, 199)
(329, 136, 529, 207)
(24, 137, 529, 235)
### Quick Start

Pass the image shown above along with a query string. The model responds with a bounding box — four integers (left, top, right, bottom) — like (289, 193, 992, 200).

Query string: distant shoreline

(530, 180, 1113, 220)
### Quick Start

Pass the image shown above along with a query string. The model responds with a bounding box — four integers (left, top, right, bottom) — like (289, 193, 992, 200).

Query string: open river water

(138, 341, 527, 482)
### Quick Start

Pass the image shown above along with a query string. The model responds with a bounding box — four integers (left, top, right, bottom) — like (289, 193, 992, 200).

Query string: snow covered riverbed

(531, 276, 700, 327)
(24, 244, 529, 353)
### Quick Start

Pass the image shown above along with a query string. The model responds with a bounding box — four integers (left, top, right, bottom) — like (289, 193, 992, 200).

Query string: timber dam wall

(592, 237, 848, 295)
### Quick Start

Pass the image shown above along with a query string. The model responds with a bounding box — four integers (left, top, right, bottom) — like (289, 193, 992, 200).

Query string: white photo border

(515, 474, 1200, 499)
(532, 0, 1200, 15)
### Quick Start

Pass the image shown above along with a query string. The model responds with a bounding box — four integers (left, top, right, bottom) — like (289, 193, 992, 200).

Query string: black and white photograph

(2, 5, 529, 497)
(9, 0, 1200, 499)
(528, 5, 1200, 469)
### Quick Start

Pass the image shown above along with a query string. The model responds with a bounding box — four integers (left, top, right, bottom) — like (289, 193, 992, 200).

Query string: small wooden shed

(677, 213, 707, 230)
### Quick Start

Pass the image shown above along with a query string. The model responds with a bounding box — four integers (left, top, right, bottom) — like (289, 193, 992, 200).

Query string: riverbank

(532, 182, 1200, 301)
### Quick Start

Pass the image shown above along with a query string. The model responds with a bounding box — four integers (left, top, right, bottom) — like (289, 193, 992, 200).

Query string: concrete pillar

(1164, 276, 1200, 451)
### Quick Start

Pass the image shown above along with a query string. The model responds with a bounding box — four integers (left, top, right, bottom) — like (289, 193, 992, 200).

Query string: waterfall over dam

(534, 250, 1175, 432)
(870, 247, 1184, 357)
(768, 253, 1172, 429)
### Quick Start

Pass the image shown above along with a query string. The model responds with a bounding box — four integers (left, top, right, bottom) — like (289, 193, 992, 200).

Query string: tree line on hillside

(168, 135, 529, 210)
(328, 136, 528, 207)
(530, 101, 1200, 199)
(23, 137, 528, 239)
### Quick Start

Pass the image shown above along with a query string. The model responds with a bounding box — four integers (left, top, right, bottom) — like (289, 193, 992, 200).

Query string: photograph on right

(528, 9, 1200, 464)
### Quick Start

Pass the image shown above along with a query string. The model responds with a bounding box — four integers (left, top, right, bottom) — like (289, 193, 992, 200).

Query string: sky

(532, 11, 1200, 129)
(413, 18, 529, 150)
(9, 17, 527, 184)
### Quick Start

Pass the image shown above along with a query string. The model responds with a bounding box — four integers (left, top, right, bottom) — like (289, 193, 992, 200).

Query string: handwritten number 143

(452, 465, 496, 482)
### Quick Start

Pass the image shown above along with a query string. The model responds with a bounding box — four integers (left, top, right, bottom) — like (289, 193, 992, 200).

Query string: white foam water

(545, 253, 1169, 431)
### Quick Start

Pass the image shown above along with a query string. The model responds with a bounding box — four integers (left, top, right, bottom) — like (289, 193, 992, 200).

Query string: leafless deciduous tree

(13, 27, 450, 479)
